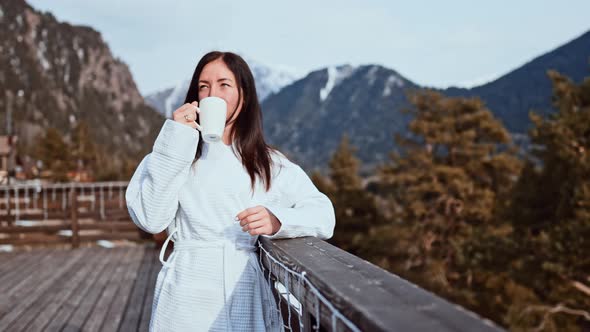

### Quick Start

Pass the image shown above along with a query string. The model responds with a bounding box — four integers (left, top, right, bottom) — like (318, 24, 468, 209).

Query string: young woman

(126, 51, 336, 331)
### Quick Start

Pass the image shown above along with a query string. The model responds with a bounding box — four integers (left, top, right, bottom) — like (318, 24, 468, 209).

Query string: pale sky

(28, 0, 590, 95)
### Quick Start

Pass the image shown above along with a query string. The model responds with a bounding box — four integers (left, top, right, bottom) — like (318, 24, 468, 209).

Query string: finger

(248, 225, 270, 236)
(191, 101, 200, 114)
(240, 215, 265, 228)
(238, 209, 266, 226)
(176, 103, 195, 114)
(236, 206, 265, 221)
(181, 108, 198, 122)
(182, 112, 196, 122)
(187, 102, 200, 115)
(174, 103, 198, 118)
(239, 213, 264, 227)
(241, 220, 266, 231)
(172, 105, 195, 122)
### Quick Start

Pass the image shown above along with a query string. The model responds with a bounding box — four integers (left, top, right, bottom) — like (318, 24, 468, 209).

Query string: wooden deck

(0, 244, 162, 332)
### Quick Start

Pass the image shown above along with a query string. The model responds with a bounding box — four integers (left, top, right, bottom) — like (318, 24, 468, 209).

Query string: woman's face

(198, 58, 243, 123)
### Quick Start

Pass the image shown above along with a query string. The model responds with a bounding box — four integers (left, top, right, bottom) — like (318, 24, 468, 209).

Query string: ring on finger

(184, 114, 192, 121)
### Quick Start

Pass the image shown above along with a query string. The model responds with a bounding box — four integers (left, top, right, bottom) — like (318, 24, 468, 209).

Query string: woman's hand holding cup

(172, 101, 202, 131)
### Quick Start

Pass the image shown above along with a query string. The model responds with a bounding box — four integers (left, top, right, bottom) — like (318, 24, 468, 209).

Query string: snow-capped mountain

(145, 58, 303, 118)
(246, 57, 303, 101)
(261, 64, 416, 173)
(261, 30, 590, 173)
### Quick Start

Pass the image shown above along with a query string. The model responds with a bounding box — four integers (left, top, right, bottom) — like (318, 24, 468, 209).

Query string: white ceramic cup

(195, 96, 227, 143)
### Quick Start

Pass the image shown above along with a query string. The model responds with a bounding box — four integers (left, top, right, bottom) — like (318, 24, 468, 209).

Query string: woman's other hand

(236, 206, 281, 236)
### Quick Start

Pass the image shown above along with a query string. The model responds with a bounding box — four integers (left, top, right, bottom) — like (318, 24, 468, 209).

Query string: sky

(28, 0, 590, 96)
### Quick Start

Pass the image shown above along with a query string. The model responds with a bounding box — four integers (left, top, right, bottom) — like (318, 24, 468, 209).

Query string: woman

(126, 51, 336, 331)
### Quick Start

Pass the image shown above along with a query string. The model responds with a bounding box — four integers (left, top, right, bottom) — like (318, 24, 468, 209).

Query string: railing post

(13, 186, 19, 224)
(70, 187, 79, 249)
(5, 187, 12, 226)
(100, 183, 105, 220)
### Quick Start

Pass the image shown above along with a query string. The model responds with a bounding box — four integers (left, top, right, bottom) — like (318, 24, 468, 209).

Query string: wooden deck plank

(61, 248, 127, 332)
(0, 249, 57, 292)
(118, 245, 156, 332)
(42, 247, 116, 332)
(0, 249, 67, 317)
(0, 249, 43, 286)
(0, 248, 87, 330)
(100, 246, 146, 331)
(80, 248, 137, 331)
(0, 250, 27, 265)
(13, 247, 104, 332)
(0, 250, 67, 300)
(139, 248, 161, 332)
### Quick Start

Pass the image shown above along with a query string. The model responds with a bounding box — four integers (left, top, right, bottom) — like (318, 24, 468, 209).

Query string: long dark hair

(184, 51, 276, 192)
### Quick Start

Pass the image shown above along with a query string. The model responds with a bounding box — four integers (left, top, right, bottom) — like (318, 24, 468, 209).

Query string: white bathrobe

(126, 119, 336, 331)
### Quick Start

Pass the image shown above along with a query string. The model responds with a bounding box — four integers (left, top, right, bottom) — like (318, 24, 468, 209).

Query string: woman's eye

(199, 85, 208, 90)
(221, 83, 230, 87)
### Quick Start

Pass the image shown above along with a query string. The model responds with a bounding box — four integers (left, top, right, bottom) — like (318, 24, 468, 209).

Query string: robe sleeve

(261, 155, 336, 240)
(125, 119, 199, 234)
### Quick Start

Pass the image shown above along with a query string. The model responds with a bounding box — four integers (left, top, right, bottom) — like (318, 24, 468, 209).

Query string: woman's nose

(207, 86, 220, 98)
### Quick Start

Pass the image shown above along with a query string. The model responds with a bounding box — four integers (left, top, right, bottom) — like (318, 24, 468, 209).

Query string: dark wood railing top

(259, 236, 504, 332)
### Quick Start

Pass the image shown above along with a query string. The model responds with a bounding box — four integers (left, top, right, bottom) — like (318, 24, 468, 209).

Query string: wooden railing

(2, 181, 505, 330)
(0, 182, 145, 248)
(258, 236, 504, 332)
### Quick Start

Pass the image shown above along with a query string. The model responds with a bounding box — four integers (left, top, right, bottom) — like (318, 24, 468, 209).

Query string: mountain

(246, 58, 303, 102)
(0, 0, 164, 176)
(444, 29, 590, 133)
(262, 30, 590, 173)
(262, 65, 417, 173)
(145, 58, 302, 118)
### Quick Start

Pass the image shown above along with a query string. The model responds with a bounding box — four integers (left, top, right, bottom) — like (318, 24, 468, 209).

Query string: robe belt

(157, 228, 262, 331)
(159, 228, 256, 267)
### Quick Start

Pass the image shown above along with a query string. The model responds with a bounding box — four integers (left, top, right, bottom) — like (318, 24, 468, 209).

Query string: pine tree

(34, 127, 72, 182)
(313, 134, 382, 254)
(328, 135, 362, 190)
(509, 70, 590, 232)
(499, 70, 590, 330)
(71, 120, 97, 178)
(372, 90, 522, 300)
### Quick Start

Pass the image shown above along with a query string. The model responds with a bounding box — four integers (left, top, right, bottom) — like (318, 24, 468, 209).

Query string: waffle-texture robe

(126, 119, 336, 331)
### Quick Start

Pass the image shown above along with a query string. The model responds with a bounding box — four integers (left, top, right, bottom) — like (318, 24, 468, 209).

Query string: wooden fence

(0, 182, 145, 248)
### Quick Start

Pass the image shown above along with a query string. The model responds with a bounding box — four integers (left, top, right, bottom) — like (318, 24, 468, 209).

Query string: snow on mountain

(319, 65, 356, 101)
(382, 74, 405, 97)
(145, 58, 304, 118)
(245, 57, 303, 101)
